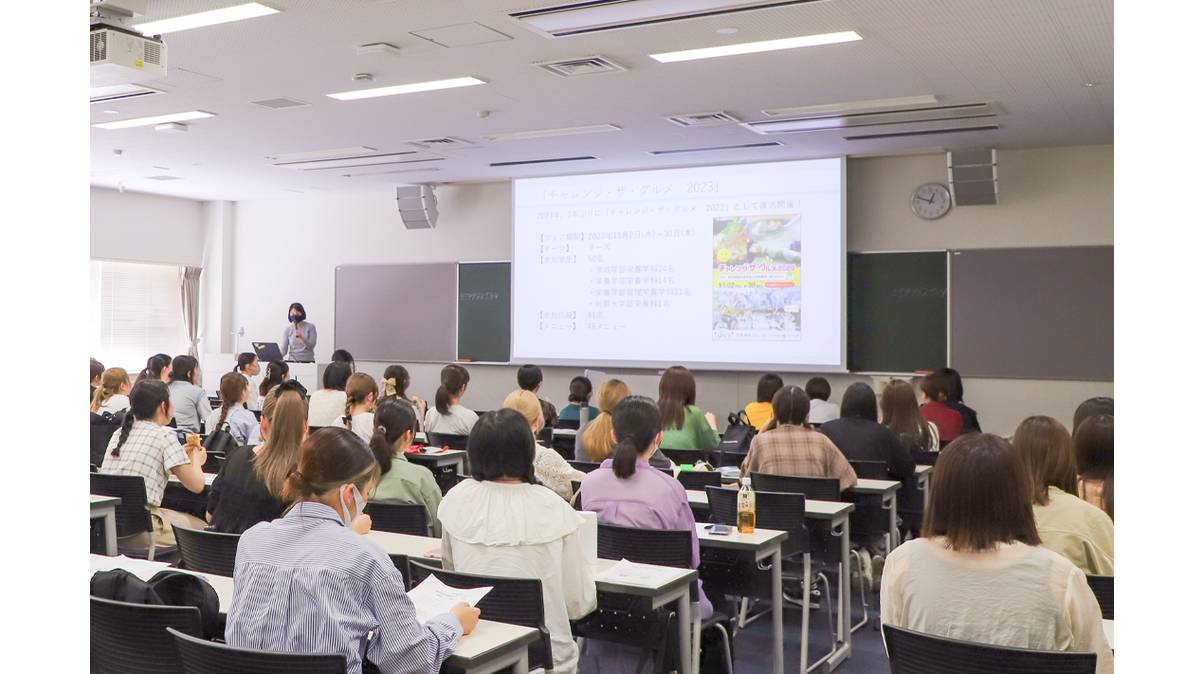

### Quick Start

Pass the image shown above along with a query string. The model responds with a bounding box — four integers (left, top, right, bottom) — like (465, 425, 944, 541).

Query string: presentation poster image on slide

(512, 158, 845, 369)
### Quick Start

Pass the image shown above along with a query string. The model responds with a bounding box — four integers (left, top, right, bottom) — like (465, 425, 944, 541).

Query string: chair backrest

(882, 624, 1097, 674)
(364, 501, 428, 536)
(91, 412, 122, 466)
(201, 451, 225, 474)
(750, 472, 842, 502)
(167, 626, 347, 674)
(849, 460, 889, 480)
(556, 418, 580, 430)
(716, 450, 748, 467)
(91, 596, 202, 674)
(570, 480, 582, 511)
(911, 450, 940, 466)
(406, 558, 555, 671)
(597, 522, 694, 569)
(91, 473, 153, 538)
(661, 448, 712, 466)
(425, 432, 468, 450)
(676, 469, 721, 491)
(704, 486, 809, 555)
(568, 460, 600, 473)
(536, 427, 553, 445)
(172, 524, 241, 576)
(1085, 574, 1113, 620)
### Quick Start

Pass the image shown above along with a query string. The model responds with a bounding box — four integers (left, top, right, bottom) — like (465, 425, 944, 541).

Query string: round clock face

(912, 183, 952, 220)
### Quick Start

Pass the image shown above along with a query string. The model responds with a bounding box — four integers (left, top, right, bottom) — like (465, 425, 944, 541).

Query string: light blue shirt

(168, 380, 211, 433)
(206, 404, 260, 445)
(227, 502, 462, 674)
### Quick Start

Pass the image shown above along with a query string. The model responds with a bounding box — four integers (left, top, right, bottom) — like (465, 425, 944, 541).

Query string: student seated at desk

(821, 383, 915, 481)
(1013, 416, 1114, 575)
(1073, 397, 1113, 433)
(206, 384, 307, 533)
(581, 395, 713, 620)
(658, 366, 721, 451)
(741, 386, 857, 490)
(439, 410, 597, 674)
(804, 376, 841, 425)
(134, 353, 171, 386)
(575, 379, 674, 469)
(880, 379, 940, 453)
(517, 363, 559, 430)
(340, 373, 378, 443)
(1074, 415, 1113, 520)
(381, 364, 427, 432)
(331, 348, 355, 372)
(90, 358, 104, 401)
(168, 355, 211, 433)
(206, 372, 260, 446)
(91, 367, 131, 415)
(257, 360, 289, 400)
(558, 375, 599, 425)
(744, 373, 783, 431)
(233, 352, 262, 411)
(425, 364, 478, 436)
(100, 380, 208, 546)
(503, 390, 585, 501)
(227, 427, 479, 674)
(919, 373, 963, 444)
(936, 367, 981, 434)
(368, 398, 442, 537)
(880, 434, 1113, 673)
(308, 361, 351, 428)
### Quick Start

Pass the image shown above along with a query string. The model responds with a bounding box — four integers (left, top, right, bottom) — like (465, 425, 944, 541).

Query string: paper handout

(407, 574, 492, 624)
(593, 559, 683, 587)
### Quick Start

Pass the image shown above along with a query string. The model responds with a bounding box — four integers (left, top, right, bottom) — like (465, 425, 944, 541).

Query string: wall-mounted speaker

(396, 184, 438, 229)
(947, 149, 998, 206)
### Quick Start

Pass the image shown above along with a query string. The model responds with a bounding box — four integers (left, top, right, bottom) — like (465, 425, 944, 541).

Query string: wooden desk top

(848, 479, 901, 494)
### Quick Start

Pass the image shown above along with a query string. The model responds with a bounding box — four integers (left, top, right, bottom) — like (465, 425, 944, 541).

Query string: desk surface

(848, 479, 901, 494)
(552, 428, 578, 437)
(90, 494, 120, 508)
(168, 473, 218, 487)
(685, 489, 855, 519)
(694, 522, 787, 550)
(1103, 619, 1113, 650)
(914, 465, 932, 477)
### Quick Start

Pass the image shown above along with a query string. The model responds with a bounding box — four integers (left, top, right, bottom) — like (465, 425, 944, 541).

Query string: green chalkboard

(848, 252, 947, 373)
(457, 262, 511, 363)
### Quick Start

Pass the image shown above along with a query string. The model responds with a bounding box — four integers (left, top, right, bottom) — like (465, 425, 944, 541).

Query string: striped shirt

(227, 502, 462, 674)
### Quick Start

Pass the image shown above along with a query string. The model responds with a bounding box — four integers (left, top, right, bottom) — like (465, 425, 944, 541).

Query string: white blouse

(345, 411, 375, 444)
(424, 404, 478, 437)
(97, 394, 130, 415)
(881, 538, 1113, 673)
(308, 389, 348, 428)
(439, 480, 597, 674)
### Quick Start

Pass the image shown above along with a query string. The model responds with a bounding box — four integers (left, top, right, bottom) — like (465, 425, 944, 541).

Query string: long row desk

(90, 495, 121, 556)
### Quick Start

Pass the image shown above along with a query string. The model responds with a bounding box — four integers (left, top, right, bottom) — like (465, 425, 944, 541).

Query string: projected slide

(512, 159, 844, 369)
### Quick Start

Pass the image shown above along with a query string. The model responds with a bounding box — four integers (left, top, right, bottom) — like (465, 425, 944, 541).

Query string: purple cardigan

(580, 458, 713, 620)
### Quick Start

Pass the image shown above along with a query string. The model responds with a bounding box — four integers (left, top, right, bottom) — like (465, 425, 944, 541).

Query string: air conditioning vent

(666, 111, 741, 127)
(491, 156, 597, 167)
(90, 83, 164, 103)
(842, 124, 1000, 141)
(535, 56, 627, 77)
(91, 31, 106, 62)
(250, 97, 310, 109)
(510, 0, 824, 38)
(744, 102, 1001, 135)
(271, 150, 444, 172)
(648, 141, 782, 155)
(403, 136, 477, 151)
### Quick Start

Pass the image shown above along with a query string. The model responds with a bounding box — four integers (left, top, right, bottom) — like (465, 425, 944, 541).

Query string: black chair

(201, 450, 225, 474)
(568, 460, 600, 473)
(425, 432, 468, 450)
(90, 411, 121, 466)
(911, 450, 940, 466)
(848, 460, 889, 480)
(882, 624, 1097, 674)
(91, 596, 202, 674)
(91, 472, 177, 561)
(587, 523, 734, 674)
(167, 626, 347, 674)
(570, 479, 583, 511)
(407, 558, 555, 672)
(750, 472, 842, 502)
(551, 432, 577, 460)
(656, 466, 674, 476)
(364, 501, 428, 536)
(677, 469, 722, 491)
(1086, 574, 1114, 620)
(173, 524, 240, 576)
(537, 427, 554, 445)
(661, 448, 713, 466)
(716, 450, 748, 468)
(556, 418, 580, 430)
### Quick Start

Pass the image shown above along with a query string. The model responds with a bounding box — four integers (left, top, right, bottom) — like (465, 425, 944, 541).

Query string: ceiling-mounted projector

(90, 23, 167, 87)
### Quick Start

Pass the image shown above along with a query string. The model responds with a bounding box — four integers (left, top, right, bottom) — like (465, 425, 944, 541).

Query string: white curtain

(180, 266, 202, 360)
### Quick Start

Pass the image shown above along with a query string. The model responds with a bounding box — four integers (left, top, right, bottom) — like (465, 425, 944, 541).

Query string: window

(90, 260, 189, 373)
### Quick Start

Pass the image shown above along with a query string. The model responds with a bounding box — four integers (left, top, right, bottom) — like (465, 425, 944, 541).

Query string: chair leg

(715, 622, 734, 674)
(849, 549, 870, 633)
(147, 531, 156, 562)
(800, 554, 811, 674)
(804, 572, 838, 674)
(738, 597, 749, 628)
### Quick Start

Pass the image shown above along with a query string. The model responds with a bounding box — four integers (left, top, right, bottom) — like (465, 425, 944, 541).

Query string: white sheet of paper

(593, 559, 681, 587)
(407, 574, 492, 624)
(90, 554, 172, 581)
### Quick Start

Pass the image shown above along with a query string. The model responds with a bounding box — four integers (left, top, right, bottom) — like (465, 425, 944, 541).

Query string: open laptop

(252, 341, 284, 362)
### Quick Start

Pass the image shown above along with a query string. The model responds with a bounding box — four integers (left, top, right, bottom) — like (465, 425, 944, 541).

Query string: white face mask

(339, 483, 365, 527)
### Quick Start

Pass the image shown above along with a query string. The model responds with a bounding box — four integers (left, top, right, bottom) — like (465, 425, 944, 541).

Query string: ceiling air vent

(403, 136, 477, 151)
(90, 83, 164, 103)
(271, 150, 444, 172)
(510, 0, 824, 38)
(491, 156, 597, 167)
(251, 97, 310, 109)
(648, 141, 781, 155)
(666, 111, 741, 127)
(842, 125, 1000, 141)
(743, 102, 1001, 135)
(535, 55, 627, 77)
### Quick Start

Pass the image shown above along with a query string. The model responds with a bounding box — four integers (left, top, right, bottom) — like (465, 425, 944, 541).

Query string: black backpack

(90, 411, 126, 467)
(203, 420, 238, 455)
(91, 568, 223, 640)
(719, 411, 757, 455)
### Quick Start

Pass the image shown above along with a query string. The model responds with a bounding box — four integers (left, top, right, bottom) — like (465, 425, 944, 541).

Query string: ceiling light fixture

(510, 1, 824, 38)
(481, 124, 620, 141)
(650, 30, 861, 63)
(763, 95, 939, 118)
(328, 76, 485, 101)
(132, 3, 280, 35)
(93, 110, 215, 129)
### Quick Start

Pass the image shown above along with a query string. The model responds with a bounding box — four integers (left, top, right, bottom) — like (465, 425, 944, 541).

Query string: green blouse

(660, 404, 722, 450)
(369, 454, 443, 537)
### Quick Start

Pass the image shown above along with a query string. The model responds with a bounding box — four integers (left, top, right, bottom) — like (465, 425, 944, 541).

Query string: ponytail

(216, 401, 233, 429)
(343, 373, 379, 429)
(112, 412, 136, 458)
(435, 364, 469, 416)
(216, 372, 247, 430)
(90, 368, 129, 413)
(369, 399, 418, 476)
(281, 427, 380, 503)
(113, 379, 171, 457)
(611, 437, 639, 479)
(609, 395, 662, 480)
(583, 379, 633, 462)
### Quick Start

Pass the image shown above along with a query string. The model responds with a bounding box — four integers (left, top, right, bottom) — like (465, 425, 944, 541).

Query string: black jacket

(945, 400, 982, 434)
(820, 417, 916, 481)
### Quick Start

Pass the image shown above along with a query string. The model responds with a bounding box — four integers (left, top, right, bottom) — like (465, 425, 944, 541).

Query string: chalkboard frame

(847, 250, 950, 375)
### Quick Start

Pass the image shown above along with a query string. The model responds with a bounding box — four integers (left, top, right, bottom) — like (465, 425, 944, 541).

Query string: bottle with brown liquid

(737, 477, 756, 533)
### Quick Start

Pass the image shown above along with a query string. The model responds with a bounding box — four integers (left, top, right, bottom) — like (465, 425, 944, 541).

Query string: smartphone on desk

(706, 524, 733, 536)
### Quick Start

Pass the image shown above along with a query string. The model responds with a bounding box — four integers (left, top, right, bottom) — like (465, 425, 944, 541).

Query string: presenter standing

(281, 302, 317, 362)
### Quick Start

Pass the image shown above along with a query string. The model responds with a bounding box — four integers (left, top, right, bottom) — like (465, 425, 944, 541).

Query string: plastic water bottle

(737, 477, 756, 533)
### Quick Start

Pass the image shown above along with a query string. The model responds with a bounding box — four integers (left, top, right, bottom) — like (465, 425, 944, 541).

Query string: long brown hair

(1012, 416, 1077, 505)
(880, 379, 932, 447)
(343, 373, 378, 428)
(215, 372, 248, 429)
(283, 427, 380, 502)
(90, 367, 130, 413)
(583, 379, 632, 462)
(255, 389, 309, 499)
(657, 366, 696, 431)
(1073, 414, 1114, 519)
(921, 433, 1041, 552)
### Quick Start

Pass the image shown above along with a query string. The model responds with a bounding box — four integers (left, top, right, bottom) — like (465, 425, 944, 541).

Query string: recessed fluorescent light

(93, 111, 215, 129)
(650, 30, 861, 63)
(648, 141, 782, 155)
(133, 3, 280, 35)
(511, 1, 824, 38)
(328, 77, 485, 101)
(763, 95, 940, 118)
(481, 124, 620, 142)
(490, 156, 597, 167)
(265, 147, 377, 162)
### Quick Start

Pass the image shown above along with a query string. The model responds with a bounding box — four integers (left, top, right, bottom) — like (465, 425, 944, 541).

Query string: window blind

(90, 260, 189, 373)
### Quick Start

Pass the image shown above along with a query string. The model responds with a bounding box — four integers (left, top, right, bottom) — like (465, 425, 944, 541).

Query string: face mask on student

(290, 315, 302, 323)
(339, 483, 365, 527)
